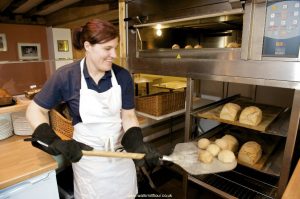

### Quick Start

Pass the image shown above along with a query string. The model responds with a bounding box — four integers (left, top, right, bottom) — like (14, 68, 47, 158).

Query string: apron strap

(80, 58, 88, 90)
(104, 136, 116, 152)
(111, 69, 119, 87)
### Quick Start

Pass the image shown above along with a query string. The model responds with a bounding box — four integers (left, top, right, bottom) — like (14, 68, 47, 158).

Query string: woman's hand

(121, 127, 161, 168)
(25, 123, 93, 162)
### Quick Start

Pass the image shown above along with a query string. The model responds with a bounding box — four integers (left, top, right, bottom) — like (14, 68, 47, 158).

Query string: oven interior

(136, 14, 243, 50)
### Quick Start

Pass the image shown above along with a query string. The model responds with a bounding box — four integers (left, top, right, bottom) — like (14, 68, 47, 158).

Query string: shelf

(194, 97, 284, 132)
(152, 81, 187, 91)
(136, 109, 186, 121)
(0, 95, 31, 115)
(137, 115, 167, 129)
(191, 95, 290, 137)
(134, 76, 161, 84)
(0, 59, 77, 64)
(259, 140, 284, 177)
(136, 98, 214, 121)
(264, 108, 290, 137)
(189, 167, 278, 199)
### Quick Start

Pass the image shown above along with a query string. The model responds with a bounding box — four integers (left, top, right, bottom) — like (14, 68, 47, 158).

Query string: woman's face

(85, 37, 118, 72)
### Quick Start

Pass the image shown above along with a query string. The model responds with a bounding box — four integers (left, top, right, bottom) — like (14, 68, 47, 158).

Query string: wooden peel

(82, 150, 145, 159)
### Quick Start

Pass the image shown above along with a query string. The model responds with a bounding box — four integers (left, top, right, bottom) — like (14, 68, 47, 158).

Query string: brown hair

(72, 19, 118, 50)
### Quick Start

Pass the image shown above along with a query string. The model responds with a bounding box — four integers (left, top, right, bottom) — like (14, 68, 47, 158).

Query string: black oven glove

(24, 123, 93, 162)
(121, 127, 161, 169)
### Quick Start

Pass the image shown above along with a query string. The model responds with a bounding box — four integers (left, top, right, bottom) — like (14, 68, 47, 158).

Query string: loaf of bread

(238, 141, 262, 165)
(172, 44, 180, 49)
(0, 88, 12, 106)
(194, 44, 203, 49)
(220, 103, 241, 121)
(184, 44, 193, 49)
(239, 106, 262, 126)
(222, 134, 239, 152)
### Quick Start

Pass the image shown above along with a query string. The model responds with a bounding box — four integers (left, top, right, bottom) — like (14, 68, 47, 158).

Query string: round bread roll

(184, 44, 193, 49)
(198, 150, 214, 164)
(198, 138, 210, 149)
(239, 106, 262, 126)
(222, 134, 239, 152)
(206, 144, 221, 157)
(215, 138, 228, 150)
(194, 44, 203, 49)
(218, 150, 236, 163)
(220, 103, 241, 121)
(172, 44, 180, 49)
(238, 141, 262, 165)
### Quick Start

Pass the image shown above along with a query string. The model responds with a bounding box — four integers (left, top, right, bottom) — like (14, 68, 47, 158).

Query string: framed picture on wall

(17, 43, 41, 60)
(57, 40, 69, 52)
(0, 33, 7, 51)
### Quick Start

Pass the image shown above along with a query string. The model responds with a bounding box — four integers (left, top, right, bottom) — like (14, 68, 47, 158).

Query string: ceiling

(0, 0, 118, 26)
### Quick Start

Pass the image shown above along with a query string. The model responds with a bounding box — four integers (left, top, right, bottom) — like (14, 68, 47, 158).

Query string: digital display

(262, 0, 300, 58)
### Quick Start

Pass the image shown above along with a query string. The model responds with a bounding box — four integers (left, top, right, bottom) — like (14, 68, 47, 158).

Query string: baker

(25, 19, 160, 199)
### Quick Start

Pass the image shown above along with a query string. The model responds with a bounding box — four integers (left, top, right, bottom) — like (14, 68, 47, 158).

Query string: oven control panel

(263, 0, 300, 59)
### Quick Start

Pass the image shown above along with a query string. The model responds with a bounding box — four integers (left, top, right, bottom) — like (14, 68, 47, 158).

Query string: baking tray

(194, 97, 284, 132)
(197, 124, 283, 176)
(226, 127, 281, 171)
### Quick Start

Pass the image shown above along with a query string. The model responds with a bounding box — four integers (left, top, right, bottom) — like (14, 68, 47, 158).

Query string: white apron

(72, 59, 137, 199)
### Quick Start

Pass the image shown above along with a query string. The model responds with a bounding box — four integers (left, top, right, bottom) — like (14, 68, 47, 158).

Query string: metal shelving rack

(184, 77, 300, 199)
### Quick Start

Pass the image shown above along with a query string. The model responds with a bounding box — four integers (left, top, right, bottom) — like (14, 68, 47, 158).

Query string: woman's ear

(84, 41, 90, 51)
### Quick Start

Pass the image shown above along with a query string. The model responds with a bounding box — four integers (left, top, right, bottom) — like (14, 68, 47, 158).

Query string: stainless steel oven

(126, 0, 300, 82)
(125, 0, 300, 198)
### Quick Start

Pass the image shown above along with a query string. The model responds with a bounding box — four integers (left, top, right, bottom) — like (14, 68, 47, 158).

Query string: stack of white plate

(0, 119, 13, 140)
(11, 111, 33, 136)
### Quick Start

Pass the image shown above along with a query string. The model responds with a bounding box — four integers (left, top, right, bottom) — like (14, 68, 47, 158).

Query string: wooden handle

(82, 150, 145, 160)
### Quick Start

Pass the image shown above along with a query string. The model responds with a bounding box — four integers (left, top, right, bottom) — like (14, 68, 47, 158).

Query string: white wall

(46, 27, 73, 70)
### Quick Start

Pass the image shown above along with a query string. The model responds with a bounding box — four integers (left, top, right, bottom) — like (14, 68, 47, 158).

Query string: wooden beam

(46, 4, 110, 26)
(35, 0, 81, 16)
(27, 0, 63, 16)
(0, 0, 13, 12)
(53, 9, 119, 28)
(13, 0, 44, 14)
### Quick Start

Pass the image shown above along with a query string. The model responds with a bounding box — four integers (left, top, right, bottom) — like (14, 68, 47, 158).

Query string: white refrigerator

(0, 170, 59, 199)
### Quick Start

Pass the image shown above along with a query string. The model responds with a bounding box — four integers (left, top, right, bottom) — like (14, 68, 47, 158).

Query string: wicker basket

(49, 109, 73, 140)
(135, 91, 186, 116)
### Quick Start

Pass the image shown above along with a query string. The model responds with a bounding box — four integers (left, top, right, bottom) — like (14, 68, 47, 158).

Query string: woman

(26, 19, 160, 199)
